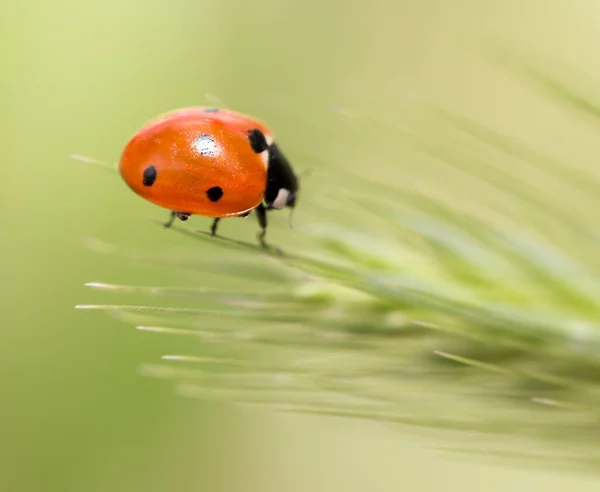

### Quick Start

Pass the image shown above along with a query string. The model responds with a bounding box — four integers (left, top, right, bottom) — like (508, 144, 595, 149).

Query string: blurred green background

(4, 0, 600, 490)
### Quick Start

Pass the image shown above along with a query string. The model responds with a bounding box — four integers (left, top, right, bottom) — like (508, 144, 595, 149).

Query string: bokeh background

(4, 0, 600, 490)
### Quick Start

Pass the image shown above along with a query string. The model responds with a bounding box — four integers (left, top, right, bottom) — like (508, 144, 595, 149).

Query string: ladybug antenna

(288, 206, 295, 230)
(300, 168, 312, 179)
(71, 154, 118, 173)
(204, 92, 227, 109)
(297, 168, 312, 190)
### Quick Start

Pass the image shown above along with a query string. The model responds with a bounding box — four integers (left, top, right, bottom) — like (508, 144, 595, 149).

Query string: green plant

(77, 49, 600, 474)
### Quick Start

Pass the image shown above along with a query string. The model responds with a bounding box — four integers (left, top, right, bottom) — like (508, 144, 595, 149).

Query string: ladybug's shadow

(147, 217, 286, 257)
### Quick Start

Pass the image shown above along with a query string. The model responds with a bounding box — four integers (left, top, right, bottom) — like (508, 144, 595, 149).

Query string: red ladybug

(119, 107, 299, 247)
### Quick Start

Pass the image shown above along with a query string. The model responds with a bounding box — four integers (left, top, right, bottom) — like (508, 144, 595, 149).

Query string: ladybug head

(270, 187, 297, 210)
(286, 191, 297, 208)
(265, 142, 300, 211)
(285, 168, 310, 210)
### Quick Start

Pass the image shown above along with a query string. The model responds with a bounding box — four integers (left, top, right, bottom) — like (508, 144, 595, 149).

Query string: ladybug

(118, 107, 299, 247)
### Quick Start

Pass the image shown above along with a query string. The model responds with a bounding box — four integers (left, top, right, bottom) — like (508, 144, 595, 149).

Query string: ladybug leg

(164, 211, 177, 228)
(255, 203, 268, 248)
(165, 211, 190, 228)
(210, 218, 221, 236)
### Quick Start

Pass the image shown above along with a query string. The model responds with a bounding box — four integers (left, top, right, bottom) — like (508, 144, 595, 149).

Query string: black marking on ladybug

(206, 186, 224, 202)
(142, 165, 157, 186)
(248, 129, 269, 154)
(203, 108, 219, 113)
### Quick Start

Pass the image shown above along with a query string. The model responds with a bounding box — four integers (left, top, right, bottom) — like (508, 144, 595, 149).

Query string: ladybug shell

(119, 108, 270, 218)
(166, 107, 274, 145)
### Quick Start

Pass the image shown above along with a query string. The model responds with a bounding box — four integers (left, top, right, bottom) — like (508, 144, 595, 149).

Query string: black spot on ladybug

(248, 129, 269, 153)
(206, 186, 223, 202)
(203, 108, 219, 113)
(142, 165, 157, 186)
